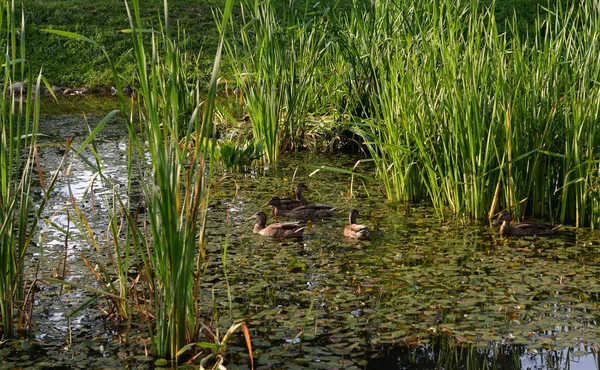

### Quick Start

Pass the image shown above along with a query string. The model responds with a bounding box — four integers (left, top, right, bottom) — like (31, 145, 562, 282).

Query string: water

(4, 96, 600, 369)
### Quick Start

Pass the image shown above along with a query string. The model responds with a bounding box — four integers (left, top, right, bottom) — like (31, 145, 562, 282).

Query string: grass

(15, 0, 225, 89)
(13, 0, 543, 89)
(223, 0, 334, 162)
(41, 0, 253, 364)
(216, 0, 600, 227)
(0, 1, 62, 337)
(319, 0, 600, 226)
(13, 0, 599, 228)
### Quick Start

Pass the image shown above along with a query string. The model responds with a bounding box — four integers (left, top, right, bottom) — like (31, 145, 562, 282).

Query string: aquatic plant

(220, 0, 600, 226)
(0, 2, 62, 337)
(218, 138, 264, 170)
(222, 0, 332, 163)
(112, 0, 251, 361)
(42, 0, 253, 365)
(329, 0, 600, 226)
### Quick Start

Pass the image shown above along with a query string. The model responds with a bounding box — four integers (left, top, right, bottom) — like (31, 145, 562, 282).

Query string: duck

(344, 209, 370, 240)
(268, 197, 336, 220)
(249, 212, 306, 238)
(276, 183, 309, 210)
(493, 210, 562, 236)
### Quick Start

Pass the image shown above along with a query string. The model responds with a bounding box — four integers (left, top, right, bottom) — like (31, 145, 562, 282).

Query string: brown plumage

(268, 197, 336, 220)
(344, 209, 370, 240)
(250, 212, 306, 238)
(276, 184, 309, 210)
(493, 210, 561, 236)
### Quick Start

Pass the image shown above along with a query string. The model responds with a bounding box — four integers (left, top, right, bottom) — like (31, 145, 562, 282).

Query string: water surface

(3, 96, 600, 370)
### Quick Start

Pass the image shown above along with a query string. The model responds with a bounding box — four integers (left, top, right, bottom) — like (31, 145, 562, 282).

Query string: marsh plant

(124, 0, 215, 357)
(218, 138, 264, 170)
(221, 0, 600, 226)
(327, 0, 600, 226)
(43, 0, 252, 364)
(223, 0, 333, 162)
(0, 2, 62, 337)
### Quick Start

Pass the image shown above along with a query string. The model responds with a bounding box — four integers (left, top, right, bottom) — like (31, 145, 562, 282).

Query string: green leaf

(40, 29, 98, 46)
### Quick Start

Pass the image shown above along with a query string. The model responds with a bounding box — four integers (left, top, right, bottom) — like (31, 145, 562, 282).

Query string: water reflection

(370, 344, 599, 370)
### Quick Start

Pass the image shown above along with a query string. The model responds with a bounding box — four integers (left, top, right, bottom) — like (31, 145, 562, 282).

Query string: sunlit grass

(217, 0, 600, 225)
(331, 0, 600, 225)
(223, 0, 333, 162)
(42, 0, 253, 365)
(124, 0, 253, 359)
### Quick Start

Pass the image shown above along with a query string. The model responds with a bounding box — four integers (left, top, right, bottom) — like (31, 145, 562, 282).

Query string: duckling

(344, 209, 370, 240)
(249, 212, 306, 238)
(276, 184, 309, 210)
(493, 210, 561, 236)
(268, 197, 336, 220)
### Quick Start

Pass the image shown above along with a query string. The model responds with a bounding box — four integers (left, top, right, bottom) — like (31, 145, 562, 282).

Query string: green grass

(0, 1, 62, 337)
(115, 0, 251, 358)
(329, 0, 600, 225)
(223, 0, 335, 162)
(13, 0, 543, 89)
(21, 0, 599, 227)
(15, 0, 225, 89)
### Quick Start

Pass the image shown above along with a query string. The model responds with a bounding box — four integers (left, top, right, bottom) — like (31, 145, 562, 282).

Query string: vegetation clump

(3, 0, 600, 368)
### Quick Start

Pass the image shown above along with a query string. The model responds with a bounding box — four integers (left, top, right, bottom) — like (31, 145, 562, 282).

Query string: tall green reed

(44, 0, 250, 362)
(331, 0, 600, 225)
(0, 1, 60, 336)
(125, 1, 203, 357)
(122, 0, 241, 360)
(223, 0, 331, 162)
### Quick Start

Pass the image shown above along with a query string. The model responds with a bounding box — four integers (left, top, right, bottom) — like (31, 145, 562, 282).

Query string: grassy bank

(17, 0, 225, 89)
(16, 0, 542, 89)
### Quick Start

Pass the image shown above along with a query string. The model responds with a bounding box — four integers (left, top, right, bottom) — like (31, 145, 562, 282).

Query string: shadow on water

(5, 95, 600, 369)
(370, 343, 600, 370)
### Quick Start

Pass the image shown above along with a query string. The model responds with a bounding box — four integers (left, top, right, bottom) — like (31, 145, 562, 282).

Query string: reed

(223, 0, 332, 162)
(121, 0, 238, 359)
(330, 0, 600, 225)
(44, 0, 253, 363)
(219, 0, 600, 225)
(0, 1, 61, 336)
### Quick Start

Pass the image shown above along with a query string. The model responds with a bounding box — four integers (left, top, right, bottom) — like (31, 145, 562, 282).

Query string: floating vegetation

(4, 0, 600, 368)
(192, 158, 600, 368)
(1, 122, 600, 368)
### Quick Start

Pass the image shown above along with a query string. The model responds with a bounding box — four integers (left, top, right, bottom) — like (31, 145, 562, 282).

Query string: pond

(2, 95, 600, 370)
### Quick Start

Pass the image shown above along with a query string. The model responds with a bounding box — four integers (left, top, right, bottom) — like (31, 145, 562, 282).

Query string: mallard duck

(344, 209, 370, 240)
(493, 210, 561, 236)
(268, 197, 336, 220)
(249, 212, 306, 238)
(276, 184, 309, 210)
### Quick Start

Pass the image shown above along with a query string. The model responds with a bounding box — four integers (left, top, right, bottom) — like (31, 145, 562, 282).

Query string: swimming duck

(249, 212, 306, 238)
(276, 184, 309, 210)
(268, 197, 336, 220)
(344, 209, 370, 240)
(493, 210, 561, 236)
